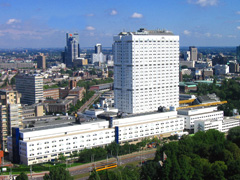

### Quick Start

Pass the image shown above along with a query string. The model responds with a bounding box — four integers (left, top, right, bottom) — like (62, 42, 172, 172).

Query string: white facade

(8, 111, 184, 165)
(181, 69, 191, 75)
(214, 64, 229, 75)
(91, 53, 106, 63)
(194, 118, 240, 133)
(178, 106, 224, 130)
(113, 28, 179, 114)
(184, 51, 190, 61)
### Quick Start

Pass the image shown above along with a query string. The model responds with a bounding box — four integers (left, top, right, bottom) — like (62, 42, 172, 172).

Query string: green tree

(89, 169, 101, 180)
(58, 153, 66, 161)
(209, 161, 227, 180)
(181, 65, 188, 69)
(43, 166, 73, 180)
(227, 126, 240, 147)
(179, 155, 194, 180)
(16, 172, 28, 180)
(10, 77, 16, 85)
(141, 161, 160, 180)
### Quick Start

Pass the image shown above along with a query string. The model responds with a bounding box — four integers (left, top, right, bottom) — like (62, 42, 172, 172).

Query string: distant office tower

(212, 54, 228, 66)
(16, 74, 43, 105)
(64, 33, 80, 67)
(37, 53, 46, 70)
(0, 90, 22, 151)
(189, 46, 198, 61)
(237, 45, 240, 63)
(184, 51, 191, 61)
(95, 44, 102, 54)
(229, 61, 239, 73)
(113, 28, 179, 114)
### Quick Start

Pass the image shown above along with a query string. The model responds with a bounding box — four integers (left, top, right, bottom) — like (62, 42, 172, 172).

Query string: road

(1, 149, 156, 180)
(78, 92, 101, 113)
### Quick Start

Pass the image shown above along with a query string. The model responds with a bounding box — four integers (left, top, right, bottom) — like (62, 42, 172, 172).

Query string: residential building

(48, 99, 72, 113)
(68, 87, 86, 101)
(43, 88, 59, 100)
(203, 68, 213, 79)
(37, 53, 46, 70)
(89, 83, 113, 91)
(22, 104, 44, 119)
(0, 90, 22, 151)
(16, 74, 43, 105)
(189, 46, 198, 61)
(69, 80, 77, 89)
(113, 28, 179, 114)
(59, 88, 70, 99)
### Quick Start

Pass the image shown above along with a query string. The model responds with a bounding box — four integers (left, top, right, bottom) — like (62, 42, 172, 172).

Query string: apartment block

(0, 90, 22, 151)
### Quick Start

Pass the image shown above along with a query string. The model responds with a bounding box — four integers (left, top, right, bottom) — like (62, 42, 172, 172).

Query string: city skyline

(0, 0, 239, 48)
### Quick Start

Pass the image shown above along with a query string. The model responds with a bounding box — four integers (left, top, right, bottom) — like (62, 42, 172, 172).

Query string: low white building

(177, 106, 224, 130)
(8, 111, 184, 165)
(181, 69, 191, 75)
(194, 117, 240, 133)
(214, 64, 229, 75)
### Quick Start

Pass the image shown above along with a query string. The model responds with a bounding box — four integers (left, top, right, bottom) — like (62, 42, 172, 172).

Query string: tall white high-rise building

(113, 28, 179, 114)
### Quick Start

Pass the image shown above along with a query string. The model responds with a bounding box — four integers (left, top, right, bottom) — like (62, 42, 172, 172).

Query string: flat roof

(178, 106, 218, 111)
(21, 110, 176, 133)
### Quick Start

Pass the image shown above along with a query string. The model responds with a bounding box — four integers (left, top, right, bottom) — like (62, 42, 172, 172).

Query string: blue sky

(0, 0, 239, 48)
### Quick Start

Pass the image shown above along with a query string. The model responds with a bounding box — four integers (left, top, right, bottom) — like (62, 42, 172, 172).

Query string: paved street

(78, 92, 101, 113)
(1, 149, 156, 180)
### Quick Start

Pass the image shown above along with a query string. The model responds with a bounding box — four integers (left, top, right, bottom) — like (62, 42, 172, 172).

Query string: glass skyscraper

(64, 33, 80, 67)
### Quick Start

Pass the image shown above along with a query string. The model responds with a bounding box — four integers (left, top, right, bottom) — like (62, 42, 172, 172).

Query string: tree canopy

(43, 166, 73, 180)
(227, 126, 240, 147)
(16, 172, 28, 180)
(92, 129, 240, 180)
(197, 79, 240, 116)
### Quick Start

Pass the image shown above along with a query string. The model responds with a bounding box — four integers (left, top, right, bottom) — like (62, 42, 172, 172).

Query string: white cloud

(131, 12, 143, 18)
(183, 30, 191, 35)
(204, 32, 211, 37)
(187, 0, 218, 7)
(237, 26, 240, 30)
(213, 34, 222, 38)
(236, 11, 240, 15)
(227, 35, 237, 38)
(110, 10, 117, 15)
(86, 13, 94, 17)
(6, 19, 21, 24)
(86, 26, 95, 31)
